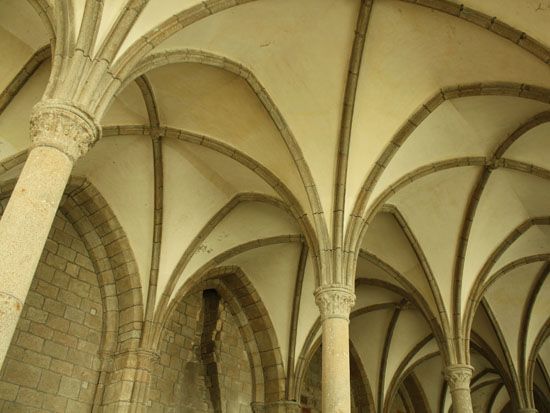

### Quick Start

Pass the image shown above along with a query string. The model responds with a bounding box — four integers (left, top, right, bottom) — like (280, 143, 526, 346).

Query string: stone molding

(314, 285, 356, 320)
(517, 409, 538, 413)
(30, 100, 101, 162)
(444, 364, 474, 391)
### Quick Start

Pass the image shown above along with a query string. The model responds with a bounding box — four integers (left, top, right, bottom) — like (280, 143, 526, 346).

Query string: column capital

(517, 409, 538, 413)
(314, 284, 355, 320)
(30, 100, 101, 162)
(444, 364, 474, 391)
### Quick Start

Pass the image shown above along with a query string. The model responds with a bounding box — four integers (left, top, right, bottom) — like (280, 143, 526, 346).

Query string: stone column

(444, 364, 474, 413)
(314, 284, 356, 413)
(0, 100, 99, 367)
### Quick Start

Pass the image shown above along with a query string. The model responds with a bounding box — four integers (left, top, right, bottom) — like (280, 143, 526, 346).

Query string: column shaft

(0, 146, 73, 365)
(322, 316, 351, 413)
(315, 285, 355, 413)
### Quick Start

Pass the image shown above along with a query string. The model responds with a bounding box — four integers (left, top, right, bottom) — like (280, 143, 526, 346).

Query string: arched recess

(0, 176, 144, 408)
(154, 265, 287, 405)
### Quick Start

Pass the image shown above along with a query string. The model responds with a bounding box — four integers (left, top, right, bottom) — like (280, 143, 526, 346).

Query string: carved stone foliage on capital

(30, 101, 101, 162)
(315, 286, 356, 320)
(444, 364, 474, 390)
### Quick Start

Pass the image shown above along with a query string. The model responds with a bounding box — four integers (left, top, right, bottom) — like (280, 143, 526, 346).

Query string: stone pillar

(314, 284, 356, 413)
(0, 100, 99, 368)
(444, 364, 474, 413)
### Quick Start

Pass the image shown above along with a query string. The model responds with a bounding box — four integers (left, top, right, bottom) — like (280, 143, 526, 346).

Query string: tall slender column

(0, 100, 99, 367)
(444, 364, 474, 413)
(315, 284, 356, 413)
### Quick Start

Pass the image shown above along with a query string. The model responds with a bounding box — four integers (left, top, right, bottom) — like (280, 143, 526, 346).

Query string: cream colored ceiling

(1, 0, 549, 409)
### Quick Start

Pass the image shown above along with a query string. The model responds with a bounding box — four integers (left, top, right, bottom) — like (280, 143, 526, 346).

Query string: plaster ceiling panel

(472, 305, 507, 370)
(0, 61, 50, 160)
(471, 382, 500, 413)
(474, 372, 501, 388)
(469, 351, 494, 379)
(116, 0, 202, 60)
(350, 309, 394, 409)
(173, 201, 300, 299)
(101, 80, 148, 126)
(147, 63, 309, 215)
(356, 257, 404, 291)
(534, 350, 550, 401)
(388, 166, 480, 317)
(491, 386, 510, 413)
(158, 138, 279, 307)
(71, 0, 86, 42)
(502, 169, 550, 218)
(462, 169, 550, 313)
(93, 0, 128, 57)
(295, 254, 319, 369)
(527, 276, 550, 357)
(0, 26, 34, 94)
(484, 265, 540, 372)
(361, 211, 437, 315)
(452, 0, 550, 47)
(224, 242, 303, 372)
(492, 226, 550, 273)
(74, 135, 154, 305)
(354, 283, 402, 312)
(0, 0, 48, 50)
(401, 338, 439, 376)
(505, 122, 550, 171)
(391, 390, 406, 413)
(347, 0, 550, 229)
(372, 97, 550, 205)
(413, 355, 444, 413)
(385, 310, 430, 396)
(148, 0, 359, 232)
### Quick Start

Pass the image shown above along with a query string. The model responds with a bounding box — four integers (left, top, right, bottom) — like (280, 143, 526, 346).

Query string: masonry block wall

(149, 289, 253, 412)
(0, 211, 103, 412)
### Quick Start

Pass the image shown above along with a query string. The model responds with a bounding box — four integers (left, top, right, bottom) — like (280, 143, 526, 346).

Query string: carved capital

(314, 285, 355, 320)
(444, 364, 474, 391)
(30, 100, 101, 162)
(517, 409, 538, 413)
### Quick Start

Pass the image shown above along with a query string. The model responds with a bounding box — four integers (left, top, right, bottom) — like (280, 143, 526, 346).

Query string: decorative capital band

(444, 364, 474, 390)
(314, 284, 356, 320)
(30, 100, 101, 162)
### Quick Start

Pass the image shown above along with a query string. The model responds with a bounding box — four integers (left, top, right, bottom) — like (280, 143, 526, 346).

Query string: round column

(315, 284, 355, 413)
(0, 100, 100, 367)
(444, 364, 474, 413)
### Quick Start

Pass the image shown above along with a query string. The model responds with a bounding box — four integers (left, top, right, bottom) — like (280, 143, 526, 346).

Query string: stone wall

(149, 289, 253, 412)
(0, 211, 103, 412)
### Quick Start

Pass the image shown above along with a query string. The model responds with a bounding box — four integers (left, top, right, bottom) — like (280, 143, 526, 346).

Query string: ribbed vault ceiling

(0, 0, 549, 410)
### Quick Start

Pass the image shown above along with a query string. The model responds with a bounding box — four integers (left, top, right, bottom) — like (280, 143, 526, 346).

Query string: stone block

(15, 387, 43, 409)
(3, 359, 41, 387)
(58, 376, 81, 399)
(38, 370, 61, 394)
